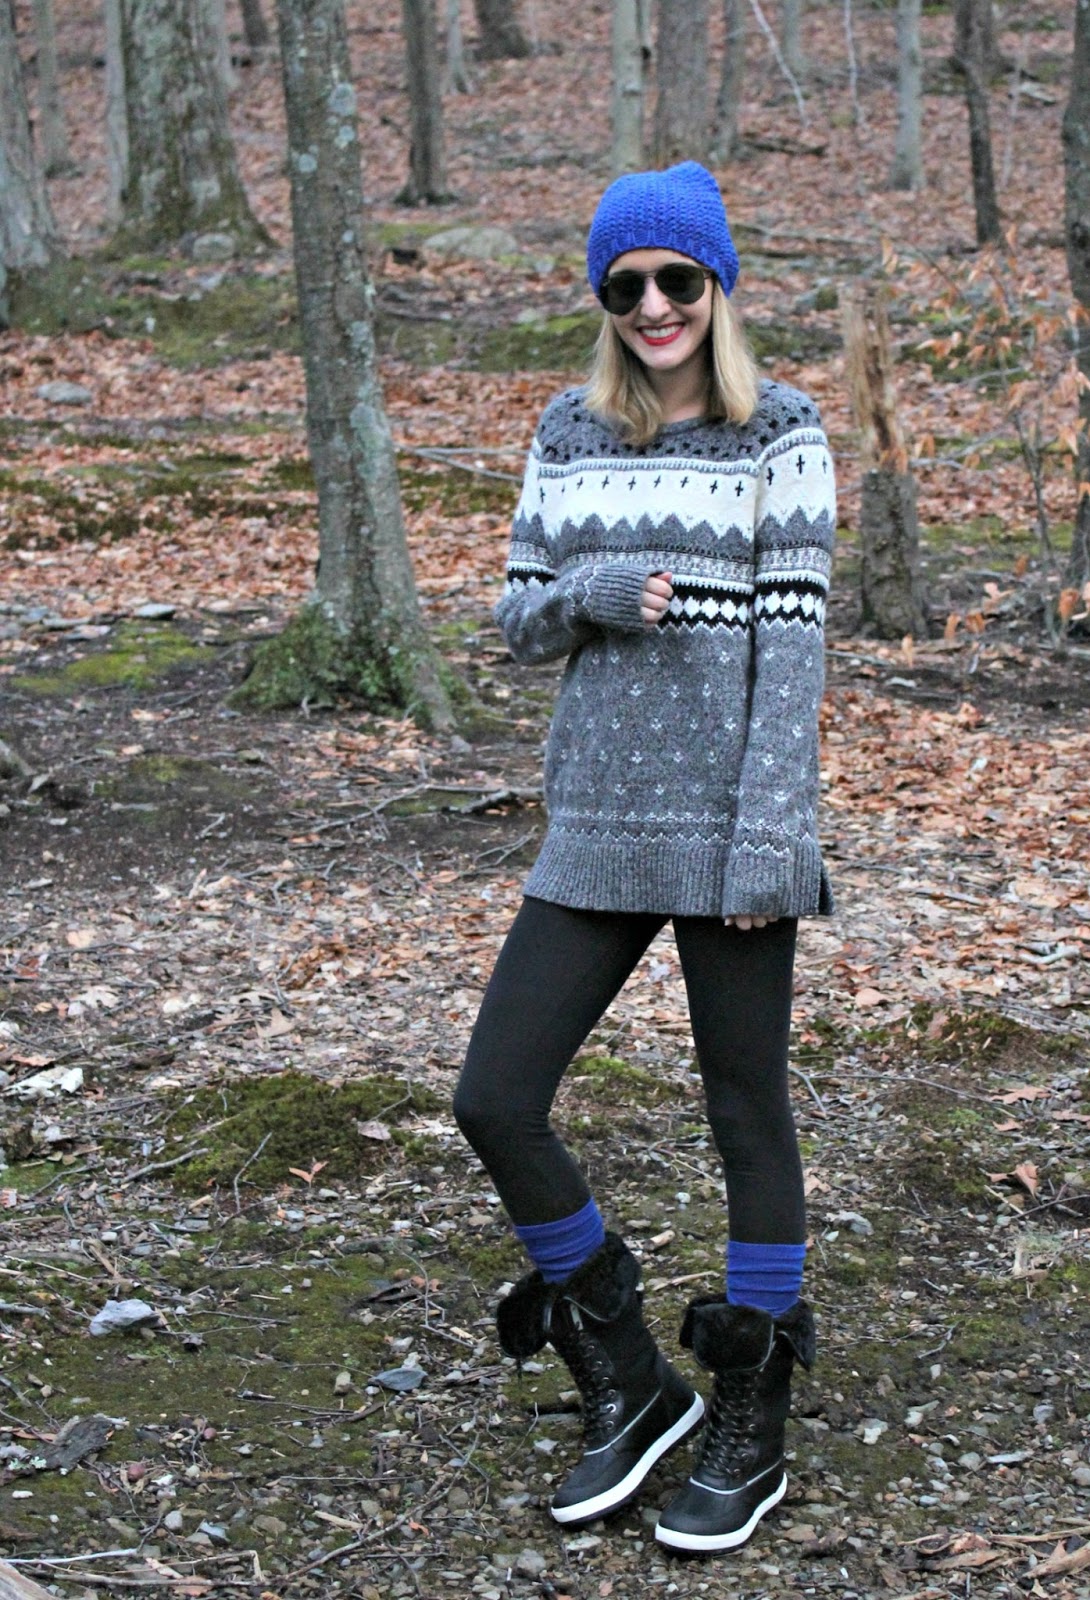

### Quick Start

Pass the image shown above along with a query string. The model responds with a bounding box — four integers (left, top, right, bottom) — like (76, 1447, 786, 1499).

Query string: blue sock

(514, 1198, 606, 1284)
(726, 1239, 806, 1317)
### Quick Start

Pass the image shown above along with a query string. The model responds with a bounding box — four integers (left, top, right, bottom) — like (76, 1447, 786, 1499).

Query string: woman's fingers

(724, 915, 779, 930)
(640, 572, 674, 624)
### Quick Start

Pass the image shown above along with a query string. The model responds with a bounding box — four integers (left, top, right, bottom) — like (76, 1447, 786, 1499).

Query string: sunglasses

(599, 264, 713, 317)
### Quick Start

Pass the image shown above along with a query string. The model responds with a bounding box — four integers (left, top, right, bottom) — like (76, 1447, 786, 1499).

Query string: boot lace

(698, 1368, 761, 1477)
(548, 1304, 620, 1445)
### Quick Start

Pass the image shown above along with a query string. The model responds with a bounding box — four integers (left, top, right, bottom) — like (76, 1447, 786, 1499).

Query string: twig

(445, 786, 542, 815)
(0, 1301, 50, 1318)
(233, 1130, 273, 1213)
(282, 1472, 458, 1575)
(789, 1066, 827, 1114)
(121, 1145, 209, 1184)
(399, 444, 521, 484)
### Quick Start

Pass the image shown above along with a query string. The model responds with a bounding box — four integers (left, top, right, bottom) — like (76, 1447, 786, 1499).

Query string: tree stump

(842, 283, 929, 639)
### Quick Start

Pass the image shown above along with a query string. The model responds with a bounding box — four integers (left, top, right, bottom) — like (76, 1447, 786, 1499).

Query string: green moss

(375, 310, 459, 366)
(569, 1053, 671, 1109)
(161, 1068, 441, 1192)
(266, 457, 316, 491)
(475, 312, 599, 374)
(398, 465, 518, 520)
(13, 623, 215, 695)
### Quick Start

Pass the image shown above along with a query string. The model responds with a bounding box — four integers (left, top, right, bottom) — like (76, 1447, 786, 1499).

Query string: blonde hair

(584, 284, 759, 448)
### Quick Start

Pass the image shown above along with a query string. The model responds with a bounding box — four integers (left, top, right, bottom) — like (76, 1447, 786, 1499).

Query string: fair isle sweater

(494, 379, 837, 919)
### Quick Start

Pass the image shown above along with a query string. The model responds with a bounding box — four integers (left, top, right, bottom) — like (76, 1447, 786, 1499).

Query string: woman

(453, 161, 835, 1554)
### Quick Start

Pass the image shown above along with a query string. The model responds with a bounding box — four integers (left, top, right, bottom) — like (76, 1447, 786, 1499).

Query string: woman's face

(606, 248, 713, 383)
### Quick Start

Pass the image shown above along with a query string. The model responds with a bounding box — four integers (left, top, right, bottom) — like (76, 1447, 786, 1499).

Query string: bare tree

(244, 0, 451, 725)
(1063, 0, 1090, 594)
(711, 0, 744, 161)
(612, 0, 647, 174)
(953, 0, 1002, 80)
(399, 0, 450, 202)
(104, 0, 127, 222)
(473, 0, 530, 59)
(205, 0, 238, 91)
(653, 0, 709, 165)
(954, 0, 1000, 245)
(31, 0, 71, 175)
(444, 0, 471, 91)
(0, 0, 61, 312)
(842, 284, 929, 639)
(890, 0, 922, 190)
(240, 0, 271, 49)
(781, 0, 805, 81)
(117, 0, 267, 249)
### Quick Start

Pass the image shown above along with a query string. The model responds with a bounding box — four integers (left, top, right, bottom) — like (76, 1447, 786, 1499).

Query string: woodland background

(0, 2, 1089, 1599)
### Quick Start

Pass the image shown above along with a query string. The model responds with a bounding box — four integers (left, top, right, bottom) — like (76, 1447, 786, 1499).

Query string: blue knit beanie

(586, 161, 739, 303)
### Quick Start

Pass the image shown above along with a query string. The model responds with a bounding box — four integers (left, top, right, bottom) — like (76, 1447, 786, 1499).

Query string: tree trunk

(611, 0, 645, 174)
(31, 0, 70, 175)
(205, 0, 238, 91)
(117, 0, 267, 250)
(1064, 0, 1090, 593)
(781, 0, 805, 81)
(104, 0, 127, 222)
(399, 0, 450, 203)
(240, 0, 271, 49)
(444, 0, 471, 91)
(711, 0, 744, 161)
(473, 0, 530, 59)
(0, 0, 61, 300)
(248, 0, 451, 726)
(953, 0, 1001, 79)
(0, 1556, 59, 1599)
(842, 284, 929, 639)
(954, 0, 1000, 245)
(890, 0, 922, 190)
(653, 0, 709, 166)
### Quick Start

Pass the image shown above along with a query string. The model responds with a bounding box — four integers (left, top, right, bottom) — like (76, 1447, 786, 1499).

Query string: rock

(858, 1418, 888, 1445)
(424, 224, 518, 261)
(334, 1370, 353, 1395)
(133, 603, 177, 621)
(190, 232, 237, 262)
(958, 1451, 983, 1471)
(164, 1510, 184, 1532)
(515, 1550, 547, 1577)
(1072, 1464, 1090, 1488)
(89, 1298, 163, 1337)
(36, 379, 93, 406)
(197, 1520, 228, 1543)
(446, 1487, 470, 1511)
(8, 1064, 84, 1099)
(831, 1210, 873, 1236)
(373, 1365, 425, 1393)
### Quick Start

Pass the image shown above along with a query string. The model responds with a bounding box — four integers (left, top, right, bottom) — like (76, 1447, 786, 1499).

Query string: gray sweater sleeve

(493, 443, 651, 664)
(722, 425, 837, 918)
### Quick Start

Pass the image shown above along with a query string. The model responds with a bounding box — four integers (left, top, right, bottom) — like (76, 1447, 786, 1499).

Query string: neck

(649, 357, 709, 424)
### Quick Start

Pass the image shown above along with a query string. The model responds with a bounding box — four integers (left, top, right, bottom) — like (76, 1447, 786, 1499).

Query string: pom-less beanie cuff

(586, 160, 740, 302)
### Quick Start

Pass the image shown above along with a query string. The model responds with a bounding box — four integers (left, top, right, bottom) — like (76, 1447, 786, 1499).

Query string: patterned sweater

(494, 380, 837, 919)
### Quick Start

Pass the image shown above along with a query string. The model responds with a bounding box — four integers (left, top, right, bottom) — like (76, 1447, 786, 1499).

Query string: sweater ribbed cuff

(722, 833, 833, 919)
(581, 565, 653, 633)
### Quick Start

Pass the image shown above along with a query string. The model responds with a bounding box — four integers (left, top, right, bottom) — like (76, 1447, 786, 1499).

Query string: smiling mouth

(637, 324, 684, 346)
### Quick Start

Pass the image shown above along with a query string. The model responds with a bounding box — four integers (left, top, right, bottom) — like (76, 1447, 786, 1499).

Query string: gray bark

(268, 0, 451, 725)
(473, 0, 530, 58)
(954, 0, 1000, 245)
(117, 0, 266, 249)
(653, 0, 709, 165)
(205, 0, 238, 91)
(611, 0, 646, 174)
(444, 0, 471, 91)
(104, 0, 127, 222)
(1064, 0, 1090, 592)
(890, 0, 921, 190)
(711, 0, 744, 161)
(781, 0, 805, 81)
(953, 0, 1001, 79)
(0, 0, 61, 280)
(31, 0, 70, 175)
(843, 284, 929, 640)
(241, 0, 271, 48)
(399, 0, 450, 203)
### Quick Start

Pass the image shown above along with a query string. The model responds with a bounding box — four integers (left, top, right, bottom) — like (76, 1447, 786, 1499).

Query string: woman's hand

(724, 915, 779, 930)
(640, 571, 673, 625)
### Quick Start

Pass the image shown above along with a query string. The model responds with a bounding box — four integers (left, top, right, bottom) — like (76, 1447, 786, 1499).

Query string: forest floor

(2, 1, 1090, 1598)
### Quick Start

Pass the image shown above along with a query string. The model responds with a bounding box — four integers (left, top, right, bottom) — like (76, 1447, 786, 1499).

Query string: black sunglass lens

(602, 267, 707, 313)
(657, 266, 705, 302)
(602, 273, 644, 313)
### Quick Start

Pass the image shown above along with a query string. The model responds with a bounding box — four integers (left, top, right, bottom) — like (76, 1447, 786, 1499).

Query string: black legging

(454, 897, 805, 1243)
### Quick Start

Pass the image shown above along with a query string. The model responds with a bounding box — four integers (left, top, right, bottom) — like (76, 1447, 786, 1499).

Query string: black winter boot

(654, 1297, 816, 1553)
(497, 1234, 705, 1527)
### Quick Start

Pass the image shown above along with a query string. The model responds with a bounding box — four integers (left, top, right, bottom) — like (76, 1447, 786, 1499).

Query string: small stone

(89, 1298, 162, 1337)
(515, 1549, 547, 1578)
(859, 1419, 888, 1445)
(190, 232, 236, 262)
(163, 1510, 184, 1532)
(253, 1514, 287, 1535)
(424, 224, 518, 261)
(358, 1497, 381, 1518)
(446, 1487, 470, 1511)
(133, 603, 177, 620)
(36, 380, 93, 406)
(334, 1370, 352, 1395)
(958, 1452, 983, 1471)
(831, 1210, 873, 1236)
(1072, 1465, 1090, 1488)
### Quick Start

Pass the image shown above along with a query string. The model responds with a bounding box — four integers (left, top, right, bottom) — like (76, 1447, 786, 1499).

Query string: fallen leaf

(356, 1119, 391, 1141)
(65, 927, 99, 949)
(288, 1160, 328, 1185)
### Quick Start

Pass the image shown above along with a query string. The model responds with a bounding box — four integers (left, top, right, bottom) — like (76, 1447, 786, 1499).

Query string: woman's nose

(639, 279, 673, 318)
